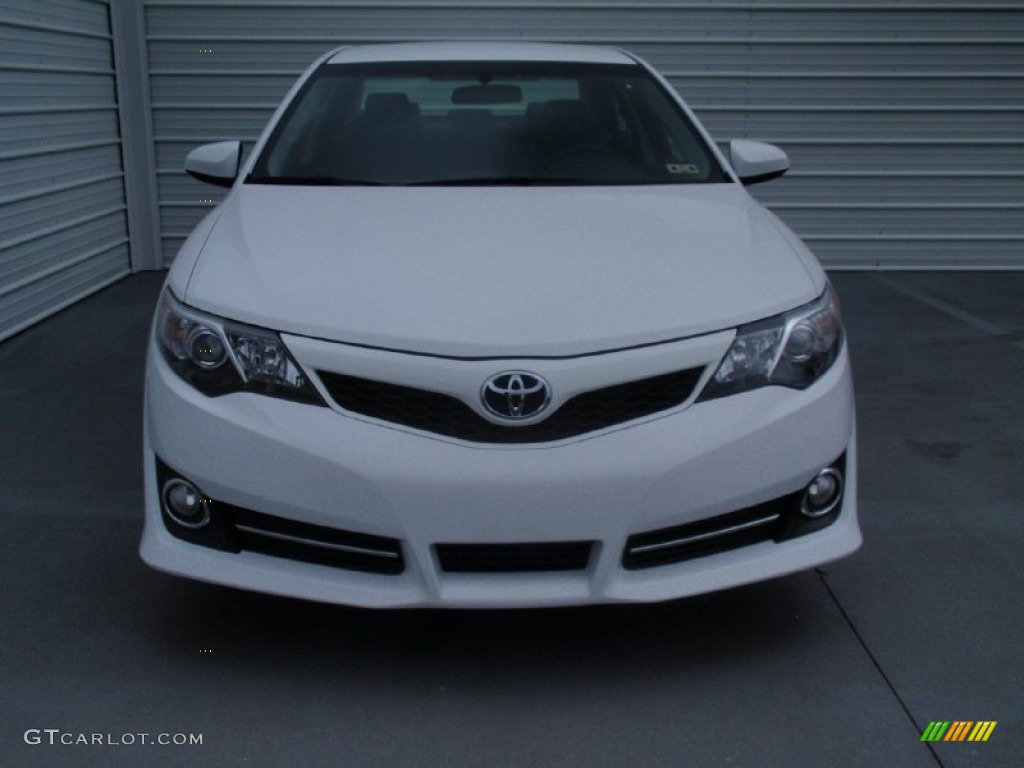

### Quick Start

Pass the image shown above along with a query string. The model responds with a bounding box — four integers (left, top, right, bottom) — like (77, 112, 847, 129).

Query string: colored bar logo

(921, 721, 997, 742)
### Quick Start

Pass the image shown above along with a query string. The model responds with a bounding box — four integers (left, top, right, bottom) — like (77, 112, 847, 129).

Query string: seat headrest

(527, 100, 588, 123)
(364, 92, 419, 120)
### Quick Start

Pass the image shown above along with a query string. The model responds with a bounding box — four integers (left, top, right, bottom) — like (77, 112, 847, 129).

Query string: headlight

(698, 286, 843, 401)
(155, 289, 324, 405)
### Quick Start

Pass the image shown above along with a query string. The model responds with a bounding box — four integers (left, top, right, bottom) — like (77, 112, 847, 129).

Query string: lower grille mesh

(436, 541, 594, 572)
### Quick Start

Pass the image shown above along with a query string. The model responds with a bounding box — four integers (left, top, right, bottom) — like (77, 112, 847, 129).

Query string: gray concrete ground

(1, 271, 1021, 768)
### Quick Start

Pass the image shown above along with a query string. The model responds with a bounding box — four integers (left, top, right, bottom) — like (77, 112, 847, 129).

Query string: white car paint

(181, 184, 821, 357)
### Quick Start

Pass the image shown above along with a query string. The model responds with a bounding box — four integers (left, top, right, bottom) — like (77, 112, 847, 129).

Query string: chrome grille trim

(626, 514, 781, 555)
(235, 524, 401, 560)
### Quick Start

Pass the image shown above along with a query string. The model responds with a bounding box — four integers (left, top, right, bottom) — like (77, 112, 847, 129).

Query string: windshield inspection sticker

(666, 163, 699, 175)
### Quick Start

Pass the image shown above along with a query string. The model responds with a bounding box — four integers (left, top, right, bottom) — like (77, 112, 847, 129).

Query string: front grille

(622, 494, 798, 570)
(436, 541, 594, 572)
(318, 367, 703, 443)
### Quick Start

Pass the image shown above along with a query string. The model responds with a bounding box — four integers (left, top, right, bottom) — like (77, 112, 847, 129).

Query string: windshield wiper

(246, 174, 386, 186)
(406, 176, 602, 187)
(246, 174, 614, 187)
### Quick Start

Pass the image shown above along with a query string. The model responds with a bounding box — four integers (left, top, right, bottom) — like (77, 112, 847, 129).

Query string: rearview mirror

(451, 84, 523, 106)
(185, 141, 241, 188)
(729, 139, 789, 185)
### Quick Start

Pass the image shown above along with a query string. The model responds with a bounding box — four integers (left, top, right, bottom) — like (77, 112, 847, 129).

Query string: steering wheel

(547, 144, 622, 165)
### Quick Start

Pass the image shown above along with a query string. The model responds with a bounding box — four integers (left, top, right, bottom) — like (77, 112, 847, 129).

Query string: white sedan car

(141, 42, 859, 607)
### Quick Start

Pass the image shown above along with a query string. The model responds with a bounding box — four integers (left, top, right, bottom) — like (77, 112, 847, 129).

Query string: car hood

(183, 184, 821, 357)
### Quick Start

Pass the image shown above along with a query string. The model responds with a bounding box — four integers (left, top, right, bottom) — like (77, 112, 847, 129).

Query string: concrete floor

(1, 271, 1021, 768)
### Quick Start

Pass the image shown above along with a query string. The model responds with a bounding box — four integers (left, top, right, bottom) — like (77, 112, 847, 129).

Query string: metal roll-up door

(144, 1, 1024, 269)
(0, 0, 131, 341)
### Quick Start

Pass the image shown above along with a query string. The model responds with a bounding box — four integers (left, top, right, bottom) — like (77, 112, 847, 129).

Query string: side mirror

(729, 139, 789, 185)
(185, 141, 241, 188)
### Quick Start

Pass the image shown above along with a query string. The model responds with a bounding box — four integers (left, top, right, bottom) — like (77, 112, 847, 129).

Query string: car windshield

(248, 61, 726, 186)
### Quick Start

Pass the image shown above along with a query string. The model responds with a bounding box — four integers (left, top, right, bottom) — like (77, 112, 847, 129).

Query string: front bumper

(141, 335, 859, 608)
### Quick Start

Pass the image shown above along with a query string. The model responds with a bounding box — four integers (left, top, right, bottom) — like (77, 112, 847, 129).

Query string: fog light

(800, 467, 843, 519)
(161, 478, 212, 529)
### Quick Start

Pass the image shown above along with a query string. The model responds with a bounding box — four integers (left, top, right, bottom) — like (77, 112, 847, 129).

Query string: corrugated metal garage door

(0, 0, 131, 341)
(145, 1, 1024, 269)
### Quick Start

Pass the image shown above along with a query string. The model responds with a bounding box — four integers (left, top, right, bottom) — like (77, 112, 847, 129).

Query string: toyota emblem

(481, 371, 551, 420)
